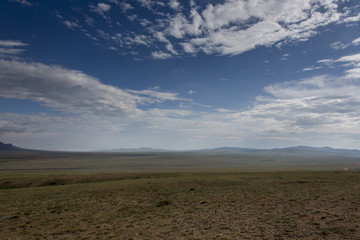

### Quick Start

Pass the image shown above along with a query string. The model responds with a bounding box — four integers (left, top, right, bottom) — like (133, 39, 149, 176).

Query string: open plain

(1, 151, 360, 239)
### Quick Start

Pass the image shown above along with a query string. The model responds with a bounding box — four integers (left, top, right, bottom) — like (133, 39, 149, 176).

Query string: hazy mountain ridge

(201, 146, 360, 158)
(1, 142, 360, 158)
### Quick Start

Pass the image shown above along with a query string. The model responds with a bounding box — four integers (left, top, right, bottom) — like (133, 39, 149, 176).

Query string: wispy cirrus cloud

(9, 0, 33, 7)
(0, 40, 28, 58)
(318, 52, 360, 79)
(329, 36, 360, 50)
(0, 40, 28, 47)
(302, 66, 322, 72)
(329, 41, 350, 50)
(0, 48, 26, 55)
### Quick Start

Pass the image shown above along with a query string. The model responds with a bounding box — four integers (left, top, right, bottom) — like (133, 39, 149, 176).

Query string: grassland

(1, 151, 360, 239)
(1, 150, 359, 172)
(1, 170, 360, 239)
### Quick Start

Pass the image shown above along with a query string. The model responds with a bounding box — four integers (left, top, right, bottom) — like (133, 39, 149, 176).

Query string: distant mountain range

(199, 146, 360, 157)
(1, 142, 360, 158)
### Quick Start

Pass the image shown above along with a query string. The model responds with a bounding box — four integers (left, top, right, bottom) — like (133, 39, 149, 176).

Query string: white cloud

(3, 54, 360, 150)
(0, 57, 192, 150)
(0, 59, 185, 117)
(120, 2, 134, 12)
(85, 16, 95, 26)
(187, 89, 196, 95)
(161, 0, 345, 56)
(302, 66, 322, 72)
(9, 0, 33, 7)
(127, 14, 137, 22)
(154, 31, 168, 42)
(352, 37, 360, 45)
(108, 0, 134, 12)
(136, 0, 153, 9)
(168, 0, 181, 11)
(329, 36, 360, 50)
(146, 108, 193, 117)
(281, 53, 290, 60)
(53, 0, 360, 59)
(215, 108, 234, 113)
(318, 53, 360, 79)
(151, 51, 172, 59)
(0, 48, 26, 55)
(154, 32, 178, 55)
(91, 3, 111, 18)
(123, 34, 151, 46)
(329, 41, 349, 50)
(3, 3, 360, 149)
(0, 40, 28, 47)
(139, 18, 151, 26)
(0, 59, 136, 116)
(336, 53, 360, 63)
(342, 13, 360, 23)
(4, 71, 360, 150)
(0, 112, 133, 150)
(181, 42, 196, 54)
(138, 72, 360, 149)
(63, 20, 81, 30)
(127, 89, 183, 102)
(0, 40, 27, 58)
(97, 3, 111, 12)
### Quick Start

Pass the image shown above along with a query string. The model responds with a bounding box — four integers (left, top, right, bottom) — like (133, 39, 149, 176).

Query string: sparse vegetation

(1, 171, 360, 239)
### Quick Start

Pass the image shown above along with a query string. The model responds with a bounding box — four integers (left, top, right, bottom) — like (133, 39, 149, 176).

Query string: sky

(1, 0, 360, 151)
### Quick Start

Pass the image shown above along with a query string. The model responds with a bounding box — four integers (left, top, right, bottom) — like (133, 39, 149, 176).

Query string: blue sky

(1, 0, 360, 150)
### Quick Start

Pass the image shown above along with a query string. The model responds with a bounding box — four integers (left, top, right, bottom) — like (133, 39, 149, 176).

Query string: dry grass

(1, 171, 360, 239)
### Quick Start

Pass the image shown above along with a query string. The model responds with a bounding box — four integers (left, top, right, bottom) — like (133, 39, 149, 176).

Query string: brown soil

(1, 171, 359, 239)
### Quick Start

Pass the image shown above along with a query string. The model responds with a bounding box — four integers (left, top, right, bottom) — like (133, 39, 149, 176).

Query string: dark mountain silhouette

(0, 141, 24, 151)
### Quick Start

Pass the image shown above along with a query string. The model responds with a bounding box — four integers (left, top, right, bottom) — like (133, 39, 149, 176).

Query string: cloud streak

(0, 40, 28, 47)
(318, 53, 360, 79)
(0, 40, 27, 58)
(9, 0, 33, 7)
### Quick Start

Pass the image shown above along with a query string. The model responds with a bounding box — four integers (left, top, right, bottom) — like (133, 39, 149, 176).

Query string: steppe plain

(1, 150, 360, 239)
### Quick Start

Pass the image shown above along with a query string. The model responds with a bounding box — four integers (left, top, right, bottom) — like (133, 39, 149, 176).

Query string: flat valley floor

(1, 171, 360, 239)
